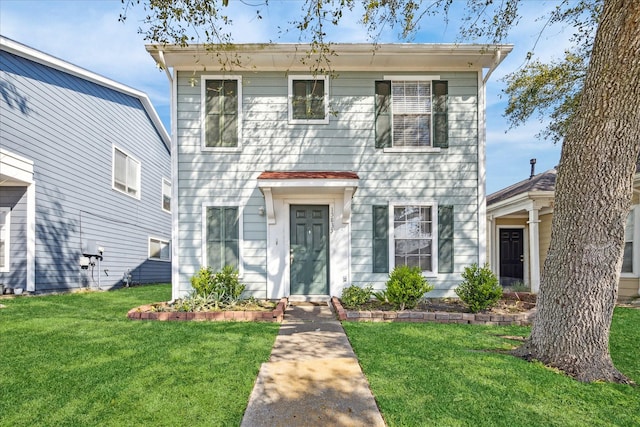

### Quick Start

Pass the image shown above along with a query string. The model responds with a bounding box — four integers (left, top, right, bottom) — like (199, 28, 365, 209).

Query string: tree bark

(513, 0, 640, 384)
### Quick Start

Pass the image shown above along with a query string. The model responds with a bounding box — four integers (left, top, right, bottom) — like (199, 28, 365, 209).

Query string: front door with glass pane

(499, 228, 524, 286)
(290, 205, 329, 295)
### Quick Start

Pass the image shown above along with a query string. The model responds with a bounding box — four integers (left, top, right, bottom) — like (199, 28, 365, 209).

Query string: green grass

(0, 285, 279, 427)
(344, 307, 640, 427)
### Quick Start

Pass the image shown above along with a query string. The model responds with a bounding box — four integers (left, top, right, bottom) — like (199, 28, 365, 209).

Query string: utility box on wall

(82, 239, 98, 258)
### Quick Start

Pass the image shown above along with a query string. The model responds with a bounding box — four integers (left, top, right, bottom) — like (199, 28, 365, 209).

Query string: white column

(477, 72, 487, 265)
(487, 215, 496, 273)
(527, 207, 541, 293)
(26, 182, 36, 292)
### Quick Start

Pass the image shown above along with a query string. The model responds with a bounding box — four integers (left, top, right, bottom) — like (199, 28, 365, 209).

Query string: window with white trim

(375, 79, 448, 149)
(375, 204, 453, 275)
(204, 206, 241, 271)
(202, 76, 242, 149)
(288, 75, 329, 124)
(162, 178, 171, 213)
(149, 237, 171, 261)
(390, 204, 437, 274)
(0, 208, 9, 272)
(622, 206, 637, 274)
(112, 146, 141, 199)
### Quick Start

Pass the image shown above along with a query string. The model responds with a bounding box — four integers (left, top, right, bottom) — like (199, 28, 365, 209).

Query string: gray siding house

(0, 36, 171, 293)
(146, 43, 511, 301)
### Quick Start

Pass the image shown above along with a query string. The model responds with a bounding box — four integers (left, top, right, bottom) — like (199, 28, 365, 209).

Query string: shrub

(341, 285, 373, 309)
(372, 289, 389, 304)
(455, 263, 502, 313)
(189, 265, 246, 308)
(385, 265, 433, 310)
(190, 266, 216, 297)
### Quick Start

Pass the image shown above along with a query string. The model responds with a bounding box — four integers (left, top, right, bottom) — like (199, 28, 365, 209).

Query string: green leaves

(455, 263, 502, 313)
(503, 51, 587, 144)
(385, 265, 434, 310)
(340, 284, 373, 309)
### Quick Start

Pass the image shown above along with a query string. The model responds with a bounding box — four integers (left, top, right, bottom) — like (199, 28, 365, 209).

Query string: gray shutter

(206, 207, 239, 270)
(438, 205, 454, 273)
(372, 205, 389, 273)
(375, 81, 392, 149)
(433, 81, 448, 149)
(206, 207, 223, 269)
(224, 207, 239, 269)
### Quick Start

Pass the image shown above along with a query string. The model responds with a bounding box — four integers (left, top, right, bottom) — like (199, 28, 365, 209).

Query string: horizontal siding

(0, 50, 171, 291)
(175, 69, 480, 294)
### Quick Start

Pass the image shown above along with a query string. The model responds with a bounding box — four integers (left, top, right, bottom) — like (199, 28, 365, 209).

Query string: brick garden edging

(331, 297, 535, 326)
(127, 297, 287, 322)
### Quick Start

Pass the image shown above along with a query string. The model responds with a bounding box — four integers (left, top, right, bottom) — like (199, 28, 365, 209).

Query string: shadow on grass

(0, 284, 280, 426)
(344, 318, 640, 427)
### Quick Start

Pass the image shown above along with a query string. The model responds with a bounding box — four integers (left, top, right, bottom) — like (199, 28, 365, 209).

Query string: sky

(0, 0, 574, 194)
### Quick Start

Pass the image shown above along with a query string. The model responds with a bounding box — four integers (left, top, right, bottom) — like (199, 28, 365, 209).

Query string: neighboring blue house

(0, 36, 171, 293)
(146, 43, 511, 301)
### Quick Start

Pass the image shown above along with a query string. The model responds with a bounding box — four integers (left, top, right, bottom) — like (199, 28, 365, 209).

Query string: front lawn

(344, 307, 640, 427)
(0, 284, 279, 427)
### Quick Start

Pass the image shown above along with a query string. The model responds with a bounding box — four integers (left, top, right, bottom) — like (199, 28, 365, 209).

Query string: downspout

(156, 50, 179, 303)
(478, 48, 506, 266)
(158, 50, 173, 85)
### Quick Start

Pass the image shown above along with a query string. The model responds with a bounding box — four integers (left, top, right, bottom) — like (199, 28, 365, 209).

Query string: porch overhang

(0, 148, 34, 185)
(257, 171, 359, 224)
(487, 191, 555, 219)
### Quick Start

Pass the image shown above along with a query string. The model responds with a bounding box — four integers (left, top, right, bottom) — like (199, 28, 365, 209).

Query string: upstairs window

(162, 178, 171, 213)
(202, 76, 242, 149)
(375, 79, 448, 149)
(288, 75, 329, 124)
(113, 146, 140, 199)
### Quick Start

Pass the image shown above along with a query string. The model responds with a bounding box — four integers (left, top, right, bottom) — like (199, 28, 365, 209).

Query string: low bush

(189, 265, 246, 309)
(385, 265, 433, 310)
(455, 263, 502, 313)
(341, 285, 373, 309)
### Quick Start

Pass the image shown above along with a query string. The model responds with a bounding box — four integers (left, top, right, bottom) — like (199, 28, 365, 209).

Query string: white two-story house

(146, 43, 511, 301)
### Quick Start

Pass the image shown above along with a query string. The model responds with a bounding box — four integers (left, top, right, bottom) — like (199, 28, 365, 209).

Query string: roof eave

(487, 190, 556, 211)
(146, 42, 513, 72)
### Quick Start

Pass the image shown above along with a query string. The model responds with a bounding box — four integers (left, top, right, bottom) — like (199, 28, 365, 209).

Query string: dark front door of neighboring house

(499, 228, 524, 286)
(290, 205, 329, 295)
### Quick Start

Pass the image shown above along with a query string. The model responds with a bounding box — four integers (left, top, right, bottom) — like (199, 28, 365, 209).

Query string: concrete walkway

(241, 302, 386, 427)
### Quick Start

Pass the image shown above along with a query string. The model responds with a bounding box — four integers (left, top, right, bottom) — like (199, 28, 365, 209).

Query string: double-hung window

(149, 237, 171, 261)
(112, 146, 140, 199)
(204, 206, 241, 271)
(622, 206, 638, 274)
(288, 75, 329, 124)
(0, 208, 9, 272)
(373, 203, 454, 275)
(375, 78, 448, 149)
(202, 76, 242, 149)
(392, 204, 436, 272)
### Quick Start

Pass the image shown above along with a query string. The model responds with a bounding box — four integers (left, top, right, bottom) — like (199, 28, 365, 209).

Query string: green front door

(290, 205, 329, 295)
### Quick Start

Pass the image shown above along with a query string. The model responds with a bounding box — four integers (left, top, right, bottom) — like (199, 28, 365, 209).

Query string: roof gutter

(482, 48, 504, 84)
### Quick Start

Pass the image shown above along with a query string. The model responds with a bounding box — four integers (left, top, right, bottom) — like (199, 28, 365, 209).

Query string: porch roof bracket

(262, 187, 276, 224)
(343, 187, 355, 223)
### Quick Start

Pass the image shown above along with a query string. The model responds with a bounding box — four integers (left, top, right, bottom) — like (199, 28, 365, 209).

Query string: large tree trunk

(513, 0, 640, 384)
